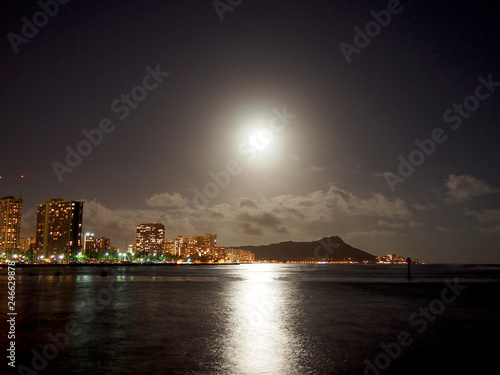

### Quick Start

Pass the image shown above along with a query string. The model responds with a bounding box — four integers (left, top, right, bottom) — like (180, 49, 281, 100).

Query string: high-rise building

(175, 235, 187, 257)
(83, 232, 95, 254)
(84, 233, 110, 260)
(0, 196, 23, 253)
(19, 237, 35, 252)
(164, 239, 176, 255)
(35, 198, 83, 260)
(136, 223, 165, 256)
(173, 234, 218, 259)
(96, 237, 110, 259)
(127, 243, 137, 254)
(202, 234, 217, 247)
(225, 248, 255, 263)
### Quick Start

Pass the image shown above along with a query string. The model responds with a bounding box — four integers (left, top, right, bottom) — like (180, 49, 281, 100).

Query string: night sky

(1, 0, 499, 263)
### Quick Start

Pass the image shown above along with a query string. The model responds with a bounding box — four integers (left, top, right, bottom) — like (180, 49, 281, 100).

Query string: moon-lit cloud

(146, 192, 188, 207)
(79, 185, 416, 248)
(444, 174, 500, 204)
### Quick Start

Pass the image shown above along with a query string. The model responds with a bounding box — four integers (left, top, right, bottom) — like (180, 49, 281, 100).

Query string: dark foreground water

(2, 264, 500, 375)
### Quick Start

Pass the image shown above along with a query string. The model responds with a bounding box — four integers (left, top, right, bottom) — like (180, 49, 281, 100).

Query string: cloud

(238, 223, 264, 236)
(436, 226, 454, 233)
(444, 174, 500, 203)
(81, 198, 195, 246)
(346, 230, 400, 238)
(464, 208, 500, 222)
(377, 220, 422, 228)
(239, 198, 258, 208)
(477, 225, 500, 234)
(327, 186, 412, 219)
(77, 185, 412, 248)
(308, 165, 325, 172)
(412, 202, 436, 211)
(408, 220, 423, 228)
(464, 208, 500, 235)
(237, 211, 287, 236)
(377, 220, 405, 228)
(20, 207, 37, 238)
(145, 192, 187, 207)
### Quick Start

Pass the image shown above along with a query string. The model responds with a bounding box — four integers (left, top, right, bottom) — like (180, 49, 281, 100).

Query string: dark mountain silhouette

(235, 236, 376, 262)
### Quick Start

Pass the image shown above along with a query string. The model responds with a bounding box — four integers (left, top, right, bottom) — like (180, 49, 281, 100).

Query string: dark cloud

(239, 198, 258, 208)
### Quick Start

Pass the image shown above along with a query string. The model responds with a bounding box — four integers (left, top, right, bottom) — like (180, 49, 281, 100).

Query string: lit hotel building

(175, 234, 217, 258)
(35, 198, 83, 260)
(136, 223, 165, 256)
(84, 232, 111, 260)
(0, 196, 23, 253)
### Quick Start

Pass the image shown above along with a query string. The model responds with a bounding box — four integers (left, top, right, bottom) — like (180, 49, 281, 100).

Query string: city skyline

(1, 1, 499, 263)
(1, 193, 259, 263)
(0, 193, 411, 263)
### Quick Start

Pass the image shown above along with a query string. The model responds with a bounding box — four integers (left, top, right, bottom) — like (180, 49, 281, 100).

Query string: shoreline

(0, 262, 243, 268)
(2, 262, 497, 268)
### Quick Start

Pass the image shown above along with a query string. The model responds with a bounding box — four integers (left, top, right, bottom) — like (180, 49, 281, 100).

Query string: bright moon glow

(238, 115, 286, 167)
(248, 128, 274, 150)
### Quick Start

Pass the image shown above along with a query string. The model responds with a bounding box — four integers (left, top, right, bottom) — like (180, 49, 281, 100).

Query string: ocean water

(2, 263, 500, 375)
